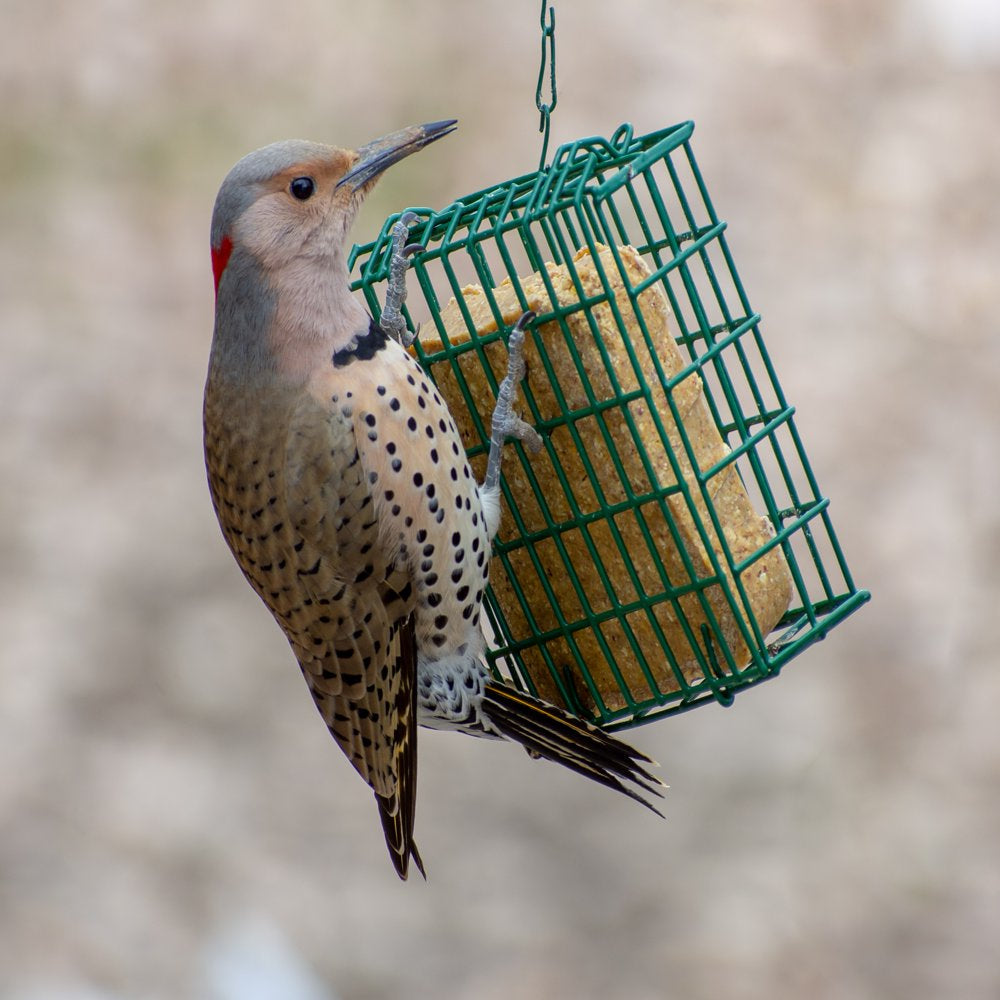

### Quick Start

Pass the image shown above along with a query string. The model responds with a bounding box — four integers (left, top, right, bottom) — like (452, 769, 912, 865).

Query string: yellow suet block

(426, 244, 792, 713)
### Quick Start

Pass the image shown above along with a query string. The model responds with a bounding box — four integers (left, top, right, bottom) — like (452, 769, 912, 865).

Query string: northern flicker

(204, 121, 663, 879)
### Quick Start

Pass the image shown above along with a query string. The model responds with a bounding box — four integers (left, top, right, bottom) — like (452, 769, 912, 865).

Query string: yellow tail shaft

(482, 683, 665, 815)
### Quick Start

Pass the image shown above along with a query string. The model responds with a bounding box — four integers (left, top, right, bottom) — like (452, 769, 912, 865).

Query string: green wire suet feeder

(350, 120, 870, 732)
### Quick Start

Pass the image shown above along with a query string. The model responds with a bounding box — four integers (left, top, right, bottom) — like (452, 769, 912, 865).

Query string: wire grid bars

(349, 121, 869, 732)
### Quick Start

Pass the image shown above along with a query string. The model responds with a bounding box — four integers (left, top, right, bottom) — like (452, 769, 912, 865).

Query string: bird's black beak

(337, 119, 457, 191)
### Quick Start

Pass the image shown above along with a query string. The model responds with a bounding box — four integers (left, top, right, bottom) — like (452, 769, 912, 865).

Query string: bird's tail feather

(376, 615, 425, 881)
(376, 793, 425, 881)
(482, 683, 666, 816)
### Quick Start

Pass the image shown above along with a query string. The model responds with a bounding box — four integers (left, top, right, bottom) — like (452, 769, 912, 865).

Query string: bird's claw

(503, 415, 543, 454)
(381, 213, 422, 346)
(484, 311, 542, 490)
(400, 322, 421, 349)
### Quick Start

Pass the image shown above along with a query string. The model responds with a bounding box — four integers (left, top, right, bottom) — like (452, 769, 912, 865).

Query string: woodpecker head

(210, 120, 456, 295)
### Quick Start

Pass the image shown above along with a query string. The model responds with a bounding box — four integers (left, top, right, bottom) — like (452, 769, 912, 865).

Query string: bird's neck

(269, 255, 370, 383)
(211, 246, 369, 388)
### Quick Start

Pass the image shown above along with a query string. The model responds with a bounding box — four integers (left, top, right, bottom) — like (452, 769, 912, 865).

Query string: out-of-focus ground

(2, 1, 999, 998)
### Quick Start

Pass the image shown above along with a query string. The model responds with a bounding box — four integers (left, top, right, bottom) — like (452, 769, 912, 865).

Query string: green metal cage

(349, 121, 869, 732)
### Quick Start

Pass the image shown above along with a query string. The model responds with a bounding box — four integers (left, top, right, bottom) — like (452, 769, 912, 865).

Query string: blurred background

(2, 1, 999, 997)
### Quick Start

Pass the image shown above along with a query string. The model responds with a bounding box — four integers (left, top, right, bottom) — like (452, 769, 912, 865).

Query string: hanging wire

(535, 0, 557, 169)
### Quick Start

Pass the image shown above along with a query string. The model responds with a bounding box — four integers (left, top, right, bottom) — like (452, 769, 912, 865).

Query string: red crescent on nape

(211, 235, 234, 293)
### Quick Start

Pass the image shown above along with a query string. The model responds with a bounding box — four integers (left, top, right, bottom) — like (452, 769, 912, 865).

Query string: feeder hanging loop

(535, 0, 557, 170)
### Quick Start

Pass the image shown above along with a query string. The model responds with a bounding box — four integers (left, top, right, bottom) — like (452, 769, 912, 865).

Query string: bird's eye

(289, 176, 316, 201)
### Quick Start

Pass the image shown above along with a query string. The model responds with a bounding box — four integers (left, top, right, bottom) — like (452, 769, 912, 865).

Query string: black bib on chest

(333, 316, 390, 368)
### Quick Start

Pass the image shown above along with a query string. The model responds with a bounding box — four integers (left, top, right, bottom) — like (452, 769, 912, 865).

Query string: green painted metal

(349, 122, 870, 732)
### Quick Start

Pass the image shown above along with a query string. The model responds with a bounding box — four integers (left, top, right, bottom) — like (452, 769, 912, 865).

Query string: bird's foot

(484, 311, 543, 492)
(380, 211, 423, 348)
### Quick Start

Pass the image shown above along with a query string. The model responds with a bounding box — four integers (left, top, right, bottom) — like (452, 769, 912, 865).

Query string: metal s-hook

(535, 0, 557, 169)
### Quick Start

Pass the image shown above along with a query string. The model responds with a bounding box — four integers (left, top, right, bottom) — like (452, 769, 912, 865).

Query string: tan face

(231, 147, 363, 273)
